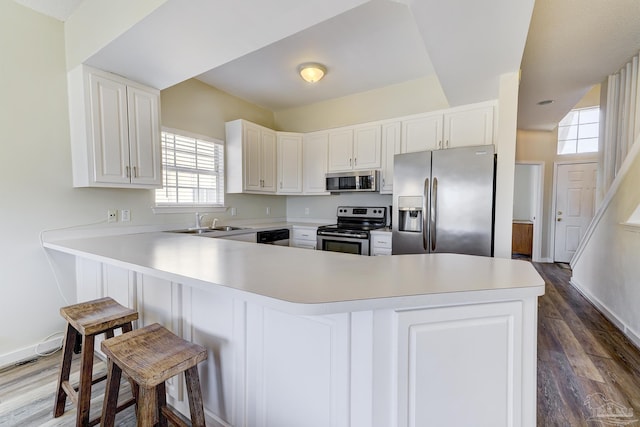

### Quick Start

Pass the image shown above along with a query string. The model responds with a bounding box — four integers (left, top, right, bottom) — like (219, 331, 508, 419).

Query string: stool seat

(60, 297, 138, 336)
(54, 297, 138, 427)
(101, 323, 208, 427)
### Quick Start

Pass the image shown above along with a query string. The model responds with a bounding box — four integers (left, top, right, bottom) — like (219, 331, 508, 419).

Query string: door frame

(551, 160, 598, 263)
(514, 161, 544, 262)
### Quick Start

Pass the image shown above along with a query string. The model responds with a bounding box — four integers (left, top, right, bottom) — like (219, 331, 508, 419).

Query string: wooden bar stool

(100, 322, 208, 427)
(53, 297, 138, 426)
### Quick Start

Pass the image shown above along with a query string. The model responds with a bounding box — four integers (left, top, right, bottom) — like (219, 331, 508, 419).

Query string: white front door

(554, 162, 597, 263)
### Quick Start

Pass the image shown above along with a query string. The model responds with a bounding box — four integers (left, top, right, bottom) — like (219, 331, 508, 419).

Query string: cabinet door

(395, 301, 523, 427)
(380, 122, 401, 194)
(303, 132, 329, 194)
(328, 129, 354, 172)
(443, 105, 494, 148)
(353, 125, 381, 170)
(401, 114, 442, 153)
(277, 133, 303, 194)
(127, 86, 161, 186)
(260, 129, 277, 192)
(89, 73, 131, 185)
(244, 124, 262, 191)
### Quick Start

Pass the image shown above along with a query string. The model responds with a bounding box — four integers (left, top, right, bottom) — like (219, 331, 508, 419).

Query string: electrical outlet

(121, 209, 130, 222)
(231, 207, 237, 216)
(266, 207, 271, 216)
(107, 209, 117, 223)
(304, 207, 310, 216)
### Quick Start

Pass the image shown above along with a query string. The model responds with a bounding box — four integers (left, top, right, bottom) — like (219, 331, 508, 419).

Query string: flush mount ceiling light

(298, 63, 327, 83)
(537, 99, 554, 105)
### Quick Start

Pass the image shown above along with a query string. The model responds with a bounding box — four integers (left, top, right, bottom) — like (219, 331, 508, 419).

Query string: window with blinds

(155, 130, 224, 206)
(557, 107, 600, 155)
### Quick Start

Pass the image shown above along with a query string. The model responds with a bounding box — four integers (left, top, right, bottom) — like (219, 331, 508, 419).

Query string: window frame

(152, 128, 226, 214)
(557, 106, 600, 156)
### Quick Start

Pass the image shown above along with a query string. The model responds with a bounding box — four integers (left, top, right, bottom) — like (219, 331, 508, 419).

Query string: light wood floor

(2, 262, 640, 426)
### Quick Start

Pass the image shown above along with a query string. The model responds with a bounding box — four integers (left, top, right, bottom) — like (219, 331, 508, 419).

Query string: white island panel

(44, 232, 544, 427)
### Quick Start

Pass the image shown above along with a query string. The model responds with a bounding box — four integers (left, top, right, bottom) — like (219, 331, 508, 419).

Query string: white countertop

(44, 232, 544, 315)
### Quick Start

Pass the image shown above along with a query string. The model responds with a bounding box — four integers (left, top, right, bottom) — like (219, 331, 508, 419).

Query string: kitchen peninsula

(44, 232, 544, 427)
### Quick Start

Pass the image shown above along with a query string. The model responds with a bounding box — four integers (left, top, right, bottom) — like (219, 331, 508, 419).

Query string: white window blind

(557, 107, 600, 155)
(155, 130, 224, 206)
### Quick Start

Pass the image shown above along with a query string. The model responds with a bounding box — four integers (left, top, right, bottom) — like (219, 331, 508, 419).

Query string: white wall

(287, 194, 392, 223)
(65, 0, 168, 70)
(0, 4, 283, 366)
(513, 164, 536, 221)
(571, 141, 640, 346)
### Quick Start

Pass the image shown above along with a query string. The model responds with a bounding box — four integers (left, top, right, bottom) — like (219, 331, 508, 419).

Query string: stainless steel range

(317, 206, 387, 255)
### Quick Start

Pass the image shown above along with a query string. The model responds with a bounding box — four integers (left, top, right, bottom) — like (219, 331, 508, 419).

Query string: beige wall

(274, 75, 449, 132)
(161, 79, 286, 223)
(515, 86, 600, 260)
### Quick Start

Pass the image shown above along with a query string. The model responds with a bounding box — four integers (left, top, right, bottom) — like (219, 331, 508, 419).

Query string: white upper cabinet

(401, 101, 496, 152)
(401, 113, 442, 153)
(353, 124, 382, 169)
(443, 103, 495, 148)
(224, 101, 495, 195)
(327, 128, 354, 172)
(328, 124, 381, 172)
(68, 65, 161, 188)
(303, 131, 330, 195)
(277, 132, 303, 194)
(380, 122, 401, 194)
(226, 119, 277, 194)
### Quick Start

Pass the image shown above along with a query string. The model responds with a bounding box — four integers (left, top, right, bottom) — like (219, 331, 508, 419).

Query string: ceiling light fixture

(298, 63, 327, 83)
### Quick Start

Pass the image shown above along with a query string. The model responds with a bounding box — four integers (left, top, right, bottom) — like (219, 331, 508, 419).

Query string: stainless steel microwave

(325, 170, 379, 192)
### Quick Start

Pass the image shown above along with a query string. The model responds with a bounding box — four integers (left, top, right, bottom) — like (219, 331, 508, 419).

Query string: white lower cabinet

(246, 306, 350, 427)
(73, 257, 537, 427)
(291, 225, 318, 249)
(370, 230, 392, 255)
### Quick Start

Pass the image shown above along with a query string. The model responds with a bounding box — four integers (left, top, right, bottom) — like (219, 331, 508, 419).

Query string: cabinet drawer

(293, 228, 317, 241)
(371, 233, 392, 249)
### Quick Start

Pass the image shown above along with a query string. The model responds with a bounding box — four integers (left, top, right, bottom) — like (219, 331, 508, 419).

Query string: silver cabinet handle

(431, 177, 438, 251)
(133, 166, 137, 178)
(423, 178, 429, 251)
(125, 166, 130, 178)
(354, 157, 357, 166)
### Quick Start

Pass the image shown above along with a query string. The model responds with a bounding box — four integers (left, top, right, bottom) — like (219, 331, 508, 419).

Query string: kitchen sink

(210, 226, 247, 231)
(168, 226, 249, 234)
(168, 228, 215, 234)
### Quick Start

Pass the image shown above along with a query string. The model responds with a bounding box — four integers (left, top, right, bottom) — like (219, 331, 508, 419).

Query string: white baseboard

(570, 278, 640, 350)
(0, 336, 63, 370)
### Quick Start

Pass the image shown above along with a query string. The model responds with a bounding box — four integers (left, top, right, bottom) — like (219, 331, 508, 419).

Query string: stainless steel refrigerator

(392, 145, 495, 256)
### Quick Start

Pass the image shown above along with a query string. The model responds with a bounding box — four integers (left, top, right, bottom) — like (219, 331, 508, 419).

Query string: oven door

(317, 234, 370, 255)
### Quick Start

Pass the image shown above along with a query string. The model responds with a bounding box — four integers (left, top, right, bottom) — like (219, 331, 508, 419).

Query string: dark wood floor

(534, 262, 640, 426)
(1, 262, 640, 426)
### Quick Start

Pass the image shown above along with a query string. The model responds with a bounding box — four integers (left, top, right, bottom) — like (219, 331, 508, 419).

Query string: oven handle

(317, 231, 369, 239)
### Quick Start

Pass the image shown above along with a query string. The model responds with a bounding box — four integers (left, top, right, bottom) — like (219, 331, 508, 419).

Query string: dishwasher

(257, 229, 290, 246)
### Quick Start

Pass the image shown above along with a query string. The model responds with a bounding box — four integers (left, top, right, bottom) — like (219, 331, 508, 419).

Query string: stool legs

(185, 366, 206, 426)
(54, 322, 134, 427)
(102, 368, 206, 427)
(54, 323, 77, 418)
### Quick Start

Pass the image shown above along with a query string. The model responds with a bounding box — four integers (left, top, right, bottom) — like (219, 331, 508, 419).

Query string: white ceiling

(12, 0, 640, 130)
(197, 1, 435, 111)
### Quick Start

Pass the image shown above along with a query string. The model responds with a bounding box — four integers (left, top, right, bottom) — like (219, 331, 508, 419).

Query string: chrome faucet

(194, 212, 208, 229)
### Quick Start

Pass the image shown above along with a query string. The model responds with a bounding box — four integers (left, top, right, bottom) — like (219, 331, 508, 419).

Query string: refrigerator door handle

(431, 177, 438, 251)
(423, 178, 429, 251)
